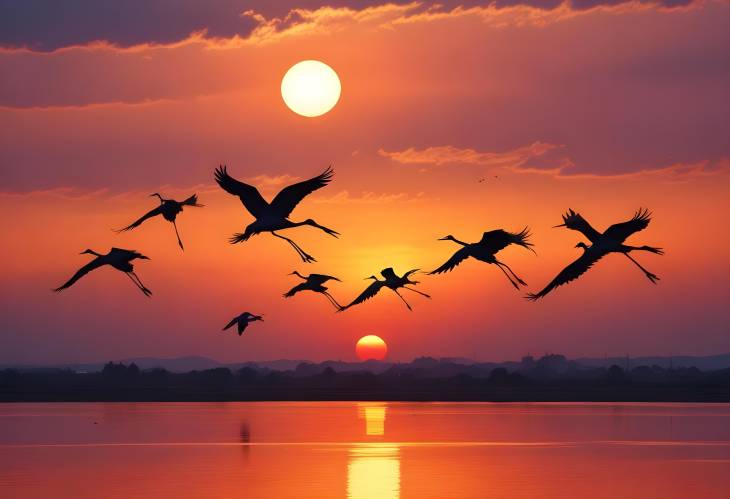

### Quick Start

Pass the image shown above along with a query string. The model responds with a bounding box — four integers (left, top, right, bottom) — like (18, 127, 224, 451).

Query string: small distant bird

(340, 267, 430, 311)
(430, 228, 535, 289)
(222, 312, 263, 336)
(54, 248, 152, 297)
(526, 208, 664, 300)
(284, 271, 342, 310)
(115, 193, 203, 250)
(478, 177, 485, 183)
(215, 165, 339, 263)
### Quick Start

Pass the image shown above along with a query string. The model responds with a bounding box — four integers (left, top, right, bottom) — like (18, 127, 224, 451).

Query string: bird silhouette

(54, 248, 152, 297)
(526, 208, 664, 300)
(115, 193, 203, 250)
(430, 228, 535, 289)
(284, 271, 342, 310)
(222, 312, 264, 336)
(215, 165, 339, 263)
(340, 267, 430, 311)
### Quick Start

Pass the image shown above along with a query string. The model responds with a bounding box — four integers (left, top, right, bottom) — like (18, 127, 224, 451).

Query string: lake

(1, 402, 729, 498)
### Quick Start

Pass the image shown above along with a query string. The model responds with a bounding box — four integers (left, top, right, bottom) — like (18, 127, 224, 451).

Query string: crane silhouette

(115, 193, 203, 250)
(284, 271, 342, 310)
(54, 248, 152, 297)
(429, 228, 535, 289)
(526, 208, 664, 300)
(222, 312, 264, 336)
(215, 165, 339, 263)
(340, 268, 430, 311)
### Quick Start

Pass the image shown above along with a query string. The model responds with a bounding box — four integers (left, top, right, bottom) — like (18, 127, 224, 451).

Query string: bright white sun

(281, 60, 341, 117)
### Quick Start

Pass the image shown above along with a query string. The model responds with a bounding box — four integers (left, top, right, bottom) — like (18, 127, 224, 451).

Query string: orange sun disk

(356, 335, 388, 361)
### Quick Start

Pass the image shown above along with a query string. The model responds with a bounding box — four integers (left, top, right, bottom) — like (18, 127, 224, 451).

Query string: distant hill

(0, 357, 307, 373)
(4, 353, 730, 403)
(576, 354, 730, 371)
(3, 353, 730, 373)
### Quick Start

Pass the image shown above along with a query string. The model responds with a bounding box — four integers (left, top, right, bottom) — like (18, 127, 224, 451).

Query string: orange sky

(1, 1, 729, 364)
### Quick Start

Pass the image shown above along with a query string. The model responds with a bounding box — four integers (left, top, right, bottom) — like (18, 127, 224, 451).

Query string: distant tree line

(1, 354, 729, 402)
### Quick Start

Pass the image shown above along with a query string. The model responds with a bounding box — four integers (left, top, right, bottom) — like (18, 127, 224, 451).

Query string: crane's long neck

(450, 236, 468, 246)
(292, 271, 307, 280)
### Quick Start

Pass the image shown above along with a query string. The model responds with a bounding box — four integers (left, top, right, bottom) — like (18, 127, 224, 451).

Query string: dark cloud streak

(0, 0, 700, 52)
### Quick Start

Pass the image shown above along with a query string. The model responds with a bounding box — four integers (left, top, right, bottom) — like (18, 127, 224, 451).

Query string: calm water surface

(1, 402, 729, 498)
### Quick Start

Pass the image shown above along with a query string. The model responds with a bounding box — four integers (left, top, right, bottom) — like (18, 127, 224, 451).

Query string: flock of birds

(54, 165, 664, 336)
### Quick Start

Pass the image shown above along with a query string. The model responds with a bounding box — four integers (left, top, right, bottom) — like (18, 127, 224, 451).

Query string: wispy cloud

(380, 143, 730, 180)
(0, 1, 707, 53)
(0, 183, 220, 201)
(379, 142, 561, 169)
(313, 189, 430, 204)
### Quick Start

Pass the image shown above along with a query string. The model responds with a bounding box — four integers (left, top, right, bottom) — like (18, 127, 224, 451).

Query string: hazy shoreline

(3, 353, 729, 403)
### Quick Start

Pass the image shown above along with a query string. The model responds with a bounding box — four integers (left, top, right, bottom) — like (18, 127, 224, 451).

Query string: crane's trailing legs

(391, 289, 413, 311)
(403, 287, 431, 299)
(322, 291, 342, 311)
(624, 254, 659, 284)
(272, 232, 316, 263)
(622, 245, 663, 283)
(172, 221, 184, 250)
(497, 260, 528, 287)
(303, 220, 340, 238)
(634, 245, 664, 255)
(125, 272, 152, 296)
(495, 262, 522, 289)
(130, 271, 152, 294)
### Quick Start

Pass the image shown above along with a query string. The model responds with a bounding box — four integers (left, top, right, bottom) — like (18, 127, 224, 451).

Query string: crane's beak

(553, 223, 566, 228)
(437, 236, 450, 241)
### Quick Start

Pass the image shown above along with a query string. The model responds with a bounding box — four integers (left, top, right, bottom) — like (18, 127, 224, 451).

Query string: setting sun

(356, 335, 388, 361)
(281, 60, 341, 117)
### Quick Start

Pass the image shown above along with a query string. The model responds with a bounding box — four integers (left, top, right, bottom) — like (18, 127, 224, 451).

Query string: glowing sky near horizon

(0, 0, 728, 364)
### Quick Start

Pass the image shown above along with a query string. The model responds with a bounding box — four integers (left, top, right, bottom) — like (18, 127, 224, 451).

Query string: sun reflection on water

(358, 403, 387, 436)
(348, 403, 401, 499)
(347, 444, 401, 499)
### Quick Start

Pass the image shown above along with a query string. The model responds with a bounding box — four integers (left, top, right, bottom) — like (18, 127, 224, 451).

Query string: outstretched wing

(222, 317, 238, 331)
(480, 227, 535, 254)
(284, 283, 308, 298)
(109, 248, 148, 260)
(603, 208, 652, 243)
(308, 273, 340, 285)
(180, 194, 203, 207)
(115, 206, 163, 232)
(429, 247, 470, 275)
(526, 251, 604, 301)
(180, 194, 205, 208)
(269, 166, 334, 218)
(237, 321, 248, 336)
(53, 258, 106, 292)
(557, 209, 601, 243)
(214, 165, 269, 218)
(403, 268, 420, 279)
(341, 281, 385, 310)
